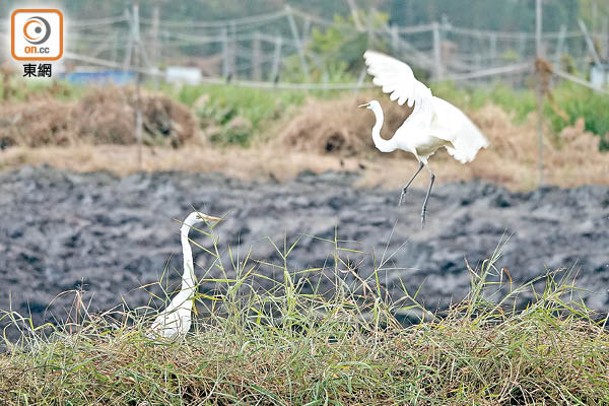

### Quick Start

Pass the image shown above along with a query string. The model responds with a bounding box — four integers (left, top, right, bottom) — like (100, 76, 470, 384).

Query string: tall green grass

(550, 82, 609, 149)
(1, 227, 608, 405)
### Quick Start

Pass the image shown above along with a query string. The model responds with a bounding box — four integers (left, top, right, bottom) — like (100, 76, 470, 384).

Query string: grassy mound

(1, 234, 608, 405)
(0, 87, 197, 148)
(277, 93, 411, 156)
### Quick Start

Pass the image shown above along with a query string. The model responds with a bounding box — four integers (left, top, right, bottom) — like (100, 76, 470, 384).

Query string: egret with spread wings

(360, 50, 489, 227)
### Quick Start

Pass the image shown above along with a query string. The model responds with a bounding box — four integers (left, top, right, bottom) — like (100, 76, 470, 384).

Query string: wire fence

(2, 5, 608, 90)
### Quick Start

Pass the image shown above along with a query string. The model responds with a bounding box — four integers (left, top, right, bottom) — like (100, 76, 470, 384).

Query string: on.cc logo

(11, 9, 63, 61)
(23, 16, 52, 45)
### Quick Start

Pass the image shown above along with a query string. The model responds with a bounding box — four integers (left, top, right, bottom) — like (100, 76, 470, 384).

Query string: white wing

(430, 97, 490, 163)
(363, 50, 433, 115)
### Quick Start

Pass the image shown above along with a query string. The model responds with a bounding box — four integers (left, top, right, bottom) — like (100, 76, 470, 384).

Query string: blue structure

(59, 70, 136, 85)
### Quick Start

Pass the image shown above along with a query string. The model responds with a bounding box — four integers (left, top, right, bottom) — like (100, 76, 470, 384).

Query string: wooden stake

(285, 6, 309, 81)
(252, 31, 261, 81)
(432, 22, 443, 80)
(132, 0, 143, 170)
(271, 36, 283, 84)
(535, 0, 544, 187)
(222, 27, 229, 79)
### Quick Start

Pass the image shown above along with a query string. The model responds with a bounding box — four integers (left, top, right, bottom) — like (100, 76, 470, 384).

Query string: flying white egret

(360, 50, 489, 227)
(149, 211, 222, 339)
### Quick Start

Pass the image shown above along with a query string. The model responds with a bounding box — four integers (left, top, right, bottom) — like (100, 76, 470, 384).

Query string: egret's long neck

(370, 105, 397, 153)
(180, 225, 196, 296)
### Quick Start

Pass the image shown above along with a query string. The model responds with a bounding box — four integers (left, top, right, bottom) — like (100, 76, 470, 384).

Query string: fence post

(131, 0, 143, 170)
(285, 5, 310, 81)
(535, 0, 544, 188)
(579, 19, 602, 66)
(432, 21, 444, 80)
(123, 8, 133, 70)
(271, 36, 283, 84)
(518, 32, 527, 60)
(230, 20, 237, 80)
(302, 17, 311, 44)
(391, 25, 399, 53)
(252, 31, 261, 80)
(554, 24, 566, 67)
(222, 26, 230, 79)
(602, 18, 608, 60)
(150, 2, 160, 69)
(489, 33, 497, 66)
(111, 30, 119, 63)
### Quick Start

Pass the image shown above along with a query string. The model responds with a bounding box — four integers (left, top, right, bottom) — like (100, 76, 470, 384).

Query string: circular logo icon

(23, 16, 51, 45)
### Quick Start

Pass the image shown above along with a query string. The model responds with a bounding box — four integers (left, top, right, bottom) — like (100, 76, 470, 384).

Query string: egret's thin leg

(420, 166, 435, 228)
(399, 161, 425, 206)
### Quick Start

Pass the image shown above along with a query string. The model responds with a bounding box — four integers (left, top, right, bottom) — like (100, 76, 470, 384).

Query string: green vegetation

(1, 234, 608, 405)
(434, 81, 537, 122)
(551, 82, 609, 149)
(285, 12, 386, 83)
(168, 83, 306, 146)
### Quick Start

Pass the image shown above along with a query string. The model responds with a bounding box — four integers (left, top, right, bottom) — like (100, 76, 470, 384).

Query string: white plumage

(149, 211, 221, 339)
(361, 50, 489, 226)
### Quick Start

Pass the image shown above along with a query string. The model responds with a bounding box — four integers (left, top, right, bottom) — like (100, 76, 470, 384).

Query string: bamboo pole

(535, 0, 544, 187)
(132, 0, 143, 170)
(285, 6, 309, 81)
(252, 31, 261, 81)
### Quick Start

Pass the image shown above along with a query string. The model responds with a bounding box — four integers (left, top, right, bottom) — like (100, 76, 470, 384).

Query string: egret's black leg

(399, 161, 425, 206)
(420, 166, 435, 228)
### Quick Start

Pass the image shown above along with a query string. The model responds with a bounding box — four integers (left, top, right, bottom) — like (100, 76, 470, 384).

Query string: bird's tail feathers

(445, 128, 490, 163)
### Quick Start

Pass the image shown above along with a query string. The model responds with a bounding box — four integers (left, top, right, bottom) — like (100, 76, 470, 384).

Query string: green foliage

(284, 12, 388, 83)
(390, 0, 580, 31)
(434, 81, 536, 122)
(168, 83, 305, 146)
(578, 0, 609, 30)
(548, 82, 609, 149)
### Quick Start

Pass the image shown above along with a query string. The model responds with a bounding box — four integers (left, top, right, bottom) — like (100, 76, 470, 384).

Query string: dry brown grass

(0, 144, 365, 181)
(0, 87, 197, 148)
(469, 105, 608, 189)
(277, 92, 411, 157)
(0, 92, 607, 191)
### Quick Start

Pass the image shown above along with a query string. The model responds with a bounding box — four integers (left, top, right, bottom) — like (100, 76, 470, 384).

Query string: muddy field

(0, 166, 608, 334)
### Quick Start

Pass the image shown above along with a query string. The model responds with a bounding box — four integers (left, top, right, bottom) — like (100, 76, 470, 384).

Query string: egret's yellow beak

(358, 103, 370, 108)
(197, 213, 223, 223)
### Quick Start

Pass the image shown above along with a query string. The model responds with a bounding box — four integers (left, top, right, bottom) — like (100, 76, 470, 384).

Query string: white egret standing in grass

(360, 50, 489, 227)
(149, 211, 222, 339)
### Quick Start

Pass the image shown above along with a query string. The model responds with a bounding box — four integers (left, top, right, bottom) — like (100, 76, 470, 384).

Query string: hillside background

(52, 0, 601, 31)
